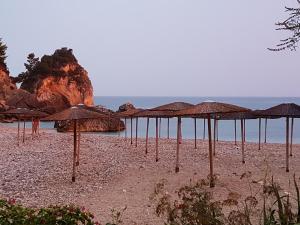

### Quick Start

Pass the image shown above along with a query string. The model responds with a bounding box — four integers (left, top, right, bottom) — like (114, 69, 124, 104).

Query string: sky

(1, 0, 300, 97)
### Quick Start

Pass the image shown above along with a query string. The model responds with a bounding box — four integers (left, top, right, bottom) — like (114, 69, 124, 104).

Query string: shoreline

(0, 122, 295, 144)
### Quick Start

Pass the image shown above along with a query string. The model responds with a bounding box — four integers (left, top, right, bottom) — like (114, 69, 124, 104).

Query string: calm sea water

(2, 96, 300, 144)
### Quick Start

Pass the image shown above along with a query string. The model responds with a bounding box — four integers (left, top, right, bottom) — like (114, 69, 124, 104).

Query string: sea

(2, 96, 300, 144)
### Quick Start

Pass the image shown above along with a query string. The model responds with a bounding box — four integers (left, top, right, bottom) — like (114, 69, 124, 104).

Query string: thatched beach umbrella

(133, 109, 175, 160)
(42, 106, 108, 182)
(215, 111, 256, 156)
(134, 102, 194, 160)
(174, 101, 250, 188)
(68, 104, 117, 161)
(115, 108, 143, 146)
(1, 108, 48, 145)
(149, 102, 194, 137)
(253, 110, 281, 148)
(257, 103, 300, 172)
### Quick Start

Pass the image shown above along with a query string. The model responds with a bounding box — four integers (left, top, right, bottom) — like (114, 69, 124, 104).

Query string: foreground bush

(1, 175, 300, 225)
(150, 179, 225, 225)
(0, 199, 97, 225)
(262, 175, 300, 225)
(151, 175, 300, 225)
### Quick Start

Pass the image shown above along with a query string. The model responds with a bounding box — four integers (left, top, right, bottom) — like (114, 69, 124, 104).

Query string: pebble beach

(0, 126, 299, 224)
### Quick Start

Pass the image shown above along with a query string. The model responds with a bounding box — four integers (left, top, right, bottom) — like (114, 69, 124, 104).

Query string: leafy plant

(262, 175, 300, 225)
(0, 38, 8, 73)
(105, 207, 127, 225)
(152, 179, 225, 225)
(269, 0, 300, 51)
(0, 198, 97, 225)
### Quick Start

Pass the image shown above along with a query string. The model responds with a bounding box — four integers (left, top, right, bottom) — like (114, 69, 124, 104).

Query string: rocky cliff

(0, 65, 16, 105)
(15, 48, 93, 112)
(0, 46, 126, 132)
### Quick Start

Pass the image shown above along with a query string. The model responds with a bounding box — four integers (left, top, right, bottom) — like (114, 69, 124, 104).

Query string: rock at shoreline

(117, 102, 135, 112)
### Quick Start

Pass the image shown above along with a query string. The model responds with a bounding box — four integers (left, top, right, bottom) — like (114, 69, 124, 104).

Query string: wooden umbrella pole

(125, 118, 127, 140)
(130, 117, 133, 145)
(23, 120, 26, 143)
(159, 118, 162, 138)
(175, 117, 181, 172)
(203, 118, 206, 140)
(76, 122, 81, 166)
(179, 119, 182, 144)
(31, 117, 34, 139)
(258, 118, 261, 150)
(72, 120, 77, 182)
(241, 119, 245, 163)
(207, 115, 214, 188)
(135, 117, 138, 147)
(167, 118, 170, 139)
(155, 117, 159, 162)
(216, 120, 219, 142)
(145, 117, 149, 154)
(264, 118, 268, 143)
(290, 118, 294, 157)
(286, 117, 290, 172)
(37, 118, 40, 136)
(194, 118, 197, 149)
(213, 119, 216, 156)
(17, 118, 20, 146)
(234, 119, 237, 145)
(243, 119, 246, 143)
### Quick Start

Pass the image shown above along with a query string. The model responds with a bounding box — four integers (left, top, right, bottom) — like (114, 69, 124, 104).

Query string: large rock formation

(15, 48, 93, 112)
(0, 47, 126, 132)
(0, 65, 16, 105)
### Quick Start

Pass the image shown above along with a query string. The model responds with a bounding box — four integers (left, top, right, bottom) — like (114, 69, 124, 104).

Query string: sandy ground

(0, 126, 299, 224)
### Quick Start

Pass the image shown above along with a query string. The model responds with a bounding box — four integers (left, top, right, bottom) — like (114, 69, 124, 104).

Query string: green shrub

(262, 175, 300, 225)
(151, 179, 225, 225)
(0, 199, 97, 225)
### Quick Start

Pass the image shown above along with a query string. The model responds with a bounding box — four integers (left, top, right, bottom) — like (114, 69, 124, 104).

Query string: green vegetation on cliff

(0, 38, 8, 73)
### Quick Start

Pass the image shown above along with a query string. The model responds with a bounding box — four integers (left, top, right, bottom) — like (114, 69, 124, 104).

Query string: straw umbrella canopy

(150, 102, 194, 112)
(1, 107, 48, 117)
(256, 103, 300, 172)
(146, 102, 194, 144)
(0, 108, 48, 145)
(42, 106, 108, 182)
(115, 108, 143, 118)
(133, 102, 194, 159)
(174, 101, 250, 188)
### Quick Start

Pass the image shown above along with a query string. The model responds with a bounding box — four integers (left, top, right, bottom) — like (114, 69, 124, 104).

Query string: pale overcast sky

(1, 0, 300, 97)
